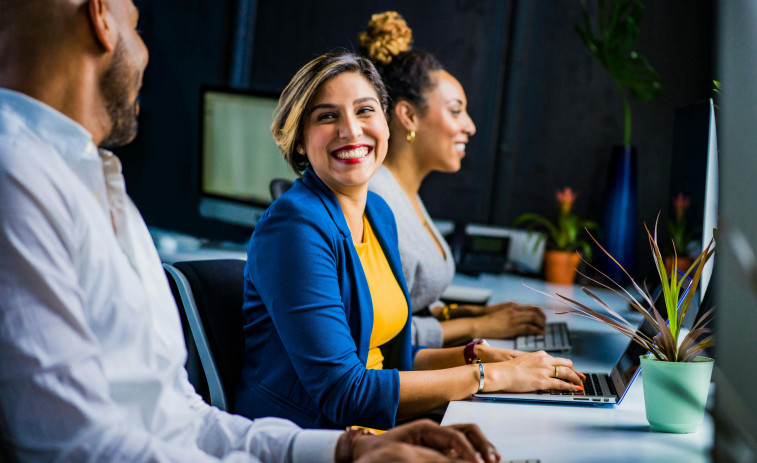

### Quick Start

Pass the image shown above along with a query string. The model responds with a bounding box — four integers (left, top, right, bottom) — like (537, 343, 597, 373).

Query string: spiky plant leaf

(530, 216, 715, 362)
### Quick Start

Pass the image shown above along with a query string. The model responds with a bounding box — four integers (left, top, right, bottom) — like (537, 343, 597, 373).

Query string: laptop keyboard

(515, 322, 571, 352)
(535, 373, 612, 398)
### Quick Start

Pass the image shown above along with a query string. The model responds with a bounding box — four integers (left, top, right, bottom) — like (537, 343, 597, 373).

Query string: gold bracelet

(441, 303, 458, 321)
(334, 426, 377, 463)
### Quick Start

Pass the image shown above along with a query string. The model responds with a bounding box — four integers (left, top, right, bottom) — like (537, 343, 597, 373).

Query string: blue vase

(599, 145, 638, 284)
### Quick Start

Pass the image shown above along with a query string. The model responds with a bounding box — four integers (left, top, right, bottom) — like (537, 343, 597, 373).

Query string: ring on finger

(554, 365, 560, 379)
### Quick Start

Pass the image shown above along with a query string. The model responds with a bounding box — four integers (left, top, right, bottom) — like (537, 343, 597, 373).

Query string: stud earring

(406, 130, 416, 143)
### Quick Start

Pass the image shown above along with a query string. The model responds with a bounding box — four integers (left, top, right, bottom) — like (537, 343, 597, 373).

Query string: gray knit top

(368, 166, 455, 348)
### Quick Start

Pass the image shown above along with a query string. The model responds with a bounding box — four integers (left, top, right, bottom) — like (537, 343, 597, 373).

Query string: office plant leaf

(575, 0, 662, 145)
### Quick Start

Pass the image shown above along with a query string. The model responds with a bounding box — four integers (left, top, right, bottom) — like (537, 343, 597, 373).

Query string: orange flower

(672, 193, 691, 223)
(556, 187, 577, 215)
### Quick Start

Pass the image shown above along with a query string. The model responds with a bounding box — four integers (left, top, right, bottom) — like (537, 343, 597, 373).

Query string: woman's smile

(330, 144, 373, 163)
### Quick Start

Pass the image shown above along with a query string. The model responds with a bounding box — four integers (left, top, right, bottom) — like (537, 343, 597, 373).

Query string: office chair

(163, 259, 246, 412)
(269, 178, 294, 200)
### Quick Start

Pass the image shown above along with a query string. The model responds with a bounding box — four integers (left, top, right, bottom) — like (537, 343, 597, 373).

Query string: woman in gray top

(364, 12, 546, 348)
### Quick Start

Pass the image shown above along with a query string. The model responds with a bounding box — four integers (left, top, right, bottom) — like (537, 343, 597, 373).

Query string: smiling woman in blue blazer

(234, 51, 584, 431)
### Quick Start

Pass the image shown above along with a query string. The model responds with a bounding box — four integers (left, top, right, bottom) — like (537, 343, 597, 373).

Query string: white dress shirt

(0, 88, 340, 462)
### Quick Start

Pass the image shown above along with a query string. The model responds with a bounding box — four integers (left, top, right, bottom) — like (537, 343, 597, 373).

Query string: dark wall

(118, 0, 714, 276)
(118, 0, 242, 241)
(482, 0, 714, 278)
(248, 0, 513, 224)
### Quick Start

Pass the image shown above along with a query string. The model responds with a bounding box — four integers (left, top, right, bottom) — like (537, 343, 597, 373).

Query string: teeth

(454, 143, 466, 151)
(333, 146, 370, 159)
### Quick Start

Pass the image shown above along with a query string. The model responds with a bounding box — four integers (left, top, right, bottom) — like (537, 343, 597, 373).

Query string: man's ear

(394, 100, 418, 132)
(88, 0, 116, 52)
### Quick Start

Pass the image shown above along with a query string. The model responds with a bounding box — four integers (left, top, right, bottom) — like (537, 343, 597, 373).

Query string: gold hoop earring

(406, 130, 416, 143)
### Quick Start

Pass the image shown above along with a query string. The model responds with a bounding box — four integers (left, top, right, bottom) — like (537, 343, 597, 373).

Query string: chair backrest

(164, 259, 246, 412)
(269, 178, 294, 200)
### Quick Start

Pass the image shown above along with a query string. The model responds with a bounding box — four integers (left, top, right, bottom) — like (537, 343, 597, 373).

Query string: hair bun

(358, 11, 413, 65)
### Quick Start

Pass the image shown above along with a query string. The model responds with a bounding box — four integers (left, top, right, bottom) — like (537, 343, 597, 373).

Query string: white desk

(149, 227, 247, 263)
(443, 272, 713, 463)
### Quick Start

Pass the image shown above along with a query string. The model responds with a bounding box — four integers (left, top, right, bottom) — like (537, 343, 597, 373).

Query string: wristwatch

(464, 339, 489, 364)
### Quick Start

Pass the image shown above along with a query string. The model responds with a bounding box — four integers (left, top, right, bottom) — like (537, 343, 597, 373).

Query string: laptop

(514, 321, 571, 352)
(475, 273, 694, 405)
(475, 319, 651, 405)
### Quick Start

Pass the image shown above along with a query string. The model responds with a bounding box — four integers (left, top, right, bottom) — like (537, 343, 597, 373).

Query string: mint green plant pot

(640, 354, 714, 433)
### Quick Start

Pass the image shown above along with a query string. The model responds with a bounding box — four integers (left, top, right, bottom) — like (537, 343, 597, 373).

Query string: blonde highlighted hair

(271, 51, 389, 175)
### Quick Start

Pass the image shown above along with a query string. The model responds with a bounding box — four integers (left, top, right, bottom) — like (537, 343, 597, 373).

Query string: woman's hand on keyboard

(483, 351, 585, 393)
(477, 346, 526, 362)
(469, 303, 546, 339)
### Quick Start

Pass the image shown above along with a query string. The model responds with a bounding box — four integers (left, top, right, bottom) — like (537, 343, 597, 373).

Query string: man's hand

(351, 419, 500, 463)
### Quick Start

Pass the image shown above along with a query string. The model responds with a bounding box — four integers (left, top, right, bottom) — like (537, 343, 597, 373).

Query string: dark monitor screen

(198, 86, 298, 228)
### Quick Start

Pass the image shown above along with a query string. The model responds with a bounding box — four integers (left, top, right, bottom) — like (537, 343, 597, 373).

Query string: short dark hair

(271, 51, 389, 175)
(371, 48, 443, 117)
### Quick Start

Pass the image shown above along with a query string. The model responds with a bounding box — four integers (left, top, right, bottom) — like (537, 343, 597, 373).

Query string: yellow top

(354, 216, 408, 370)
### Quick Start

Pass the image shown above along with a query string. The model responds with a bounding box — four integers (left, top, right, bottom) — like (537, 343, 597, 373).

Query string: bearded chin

(101, 104, 139, 149)
(99, 39, 141, 149)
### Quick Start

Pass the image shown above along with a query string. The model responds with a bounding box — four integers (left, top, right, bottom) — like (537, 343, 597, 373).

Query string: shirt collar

(0, 88, 97, 162)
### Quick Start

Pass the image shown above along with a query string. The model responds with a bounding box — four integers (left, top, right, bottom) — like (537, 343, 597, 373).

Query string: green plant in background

(535, 219, 715, 362)
(575, 0, 663, 146)
(514, 187, 600, 260)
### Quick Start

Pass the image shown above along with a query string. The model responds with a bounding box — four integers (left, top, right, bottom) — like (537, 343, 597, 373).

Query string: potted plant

(575, 0, 662, 282)
(666, 193, 698, 273)
(541, 220, 715, 433)
(514, 187, 600, 284)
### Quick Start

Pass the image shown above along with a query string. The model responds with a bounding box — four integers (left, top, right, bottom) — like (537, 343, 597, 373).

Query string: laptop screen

(609, 319, 653, 398)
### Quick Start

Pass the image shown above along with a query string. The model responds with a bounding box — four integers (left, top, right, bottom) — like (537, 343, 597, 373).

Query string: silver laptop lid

(608, 319, 653, 403)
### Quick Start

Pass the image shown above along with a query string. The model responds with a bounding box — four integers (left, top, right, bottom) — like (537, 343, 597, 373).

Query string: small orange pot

(544, 250, 581, 284)
(664, 256, 695, 275)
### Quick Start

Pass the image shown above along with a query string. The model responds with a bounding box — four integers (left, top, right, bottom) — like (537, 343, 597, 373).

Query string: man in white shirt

(0, 1, 500, 462)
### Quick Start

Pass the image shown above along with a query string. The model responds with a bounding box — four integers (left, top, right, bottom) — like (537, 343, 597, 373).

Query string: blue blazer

(235, 169, 423, 429)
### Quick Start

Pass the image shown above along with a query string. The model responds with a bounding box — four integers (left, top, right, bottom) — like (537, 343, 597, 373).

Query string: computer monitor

(668, 98, 718, 303)
(198, 86, 298, 228)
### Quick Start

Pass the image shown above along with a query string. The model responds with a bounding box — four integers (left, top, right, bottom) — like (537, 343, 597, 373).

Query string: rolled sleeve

(290, 430, 341, 463)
